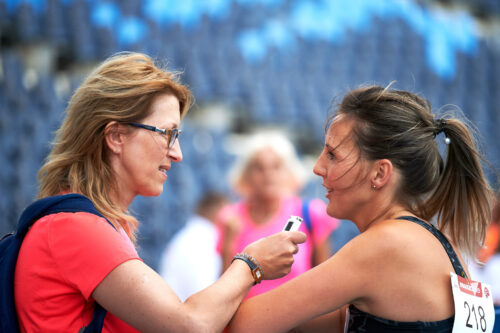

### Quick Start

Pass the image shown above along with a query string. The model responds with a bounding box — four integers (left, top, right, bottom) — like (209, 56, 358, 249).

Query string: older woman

(217, 130, 338, 299)
(14, 53, 306, 332)
(228, 85, 494, 332)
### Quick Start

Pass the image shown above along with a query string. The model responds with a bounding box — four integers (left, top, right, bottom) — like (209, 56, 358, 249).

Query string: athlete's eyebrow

(325, 143, 336, 150)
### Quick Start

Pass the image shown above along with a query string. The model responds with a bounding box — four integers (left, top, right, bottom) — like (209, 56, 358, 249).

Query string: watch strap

(232, 253, 263, 285)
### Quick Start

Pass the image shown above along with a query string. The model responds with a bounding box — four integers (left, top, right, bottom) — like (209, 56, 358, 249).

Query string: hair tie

(434, 118, 446, 136)
(434, 118, 446, 137)
(434, 118, 450, 144)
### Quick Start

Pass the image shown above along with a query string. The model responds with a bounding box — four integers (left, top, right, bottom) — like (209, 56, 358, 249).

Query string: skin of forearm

(314, 239, 332, 266)
(183, 260, 255, 332)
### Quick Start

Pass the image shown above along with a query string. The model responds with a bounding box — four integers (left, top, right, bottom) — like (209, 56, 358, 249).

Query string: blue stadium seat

(43, 0, 67, 46)
(67, 0, 97, 61)
(1, 51, 25, 105)
(14, 2, 40, 42)
(116, 16, 147, 49)
(0, 1, 11, 35)
(184, 51, 214, 102)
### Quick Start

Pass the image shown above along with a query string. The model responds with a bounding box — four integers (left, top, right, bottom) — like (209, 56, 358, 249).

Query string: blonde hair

(229, 130, 308, 196)
(37, 52, 192, 244)
(337, 85, 493, 258)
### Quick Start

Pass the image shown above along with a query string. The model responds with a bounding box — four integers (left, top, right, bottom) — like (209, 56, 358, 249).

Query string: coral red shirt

(14, 212, 141, 332)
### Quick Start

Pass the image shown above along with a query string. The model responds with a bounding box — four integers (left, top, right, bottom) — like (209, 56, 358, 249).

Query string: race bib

(451, 272, 495, 333)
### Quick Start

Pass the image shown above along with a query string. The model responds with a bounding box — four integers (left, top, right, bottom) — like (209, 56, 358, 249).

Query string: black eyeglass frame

(126, 122, 181, 149)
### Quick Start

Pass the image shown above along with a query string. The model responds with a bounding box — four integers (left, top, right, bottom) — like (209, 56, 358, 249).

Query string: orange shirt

(15, 212, 141, 332)
(478, 223, 500, 263)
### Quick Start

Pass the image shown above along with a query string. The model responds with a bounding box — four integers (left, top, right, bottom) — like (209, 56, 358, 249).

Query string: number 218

(464, 301, 487, 332)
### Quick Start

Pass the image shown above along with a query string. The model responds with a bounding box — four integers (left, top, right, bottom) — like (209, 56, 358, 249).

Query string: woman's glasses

(126, 123, 181, 149)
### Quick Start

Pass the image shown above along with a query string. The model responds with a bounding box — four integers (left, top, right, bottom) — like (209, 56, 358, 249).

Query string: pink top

(217, 196, 338, 299)
(15, 212, 141, 332)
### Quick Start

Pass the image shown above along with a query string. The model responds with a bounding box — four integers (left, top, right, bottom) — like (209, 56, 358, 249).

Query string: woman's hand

(242, 231, 307, 280)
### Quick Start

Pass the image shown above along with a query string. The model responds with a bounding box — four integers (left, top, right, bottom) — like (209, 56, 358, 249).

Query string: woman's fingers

(243, 231, 307, 280)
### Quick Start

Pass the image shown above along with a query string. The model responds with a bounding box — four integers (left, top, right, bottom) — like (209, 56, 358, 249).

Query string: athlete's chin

(326, 205, 336, 218)
(326, 204, 345, 220)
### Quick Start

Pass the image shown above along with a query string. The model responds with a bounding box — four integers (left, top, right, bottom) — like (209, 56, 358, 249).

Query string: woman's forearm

(183, 259, 255, 332)
(93, 232, 306, 332)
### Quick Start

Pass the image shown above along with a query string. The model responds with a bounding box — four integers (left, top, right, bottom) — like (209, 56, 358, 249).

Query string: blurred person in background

(478, 193, 500, 264)
(14, 52, 306, 333)
(217, 130, 339, 299)
(471, 192, 500, 306)
(159, 191, 228, 302)
(228, 85, 495, 332)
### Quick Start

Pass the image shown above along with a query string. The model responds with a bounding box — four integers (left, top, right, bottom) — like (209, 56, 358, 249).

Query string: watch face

(255, 270, 262, 279)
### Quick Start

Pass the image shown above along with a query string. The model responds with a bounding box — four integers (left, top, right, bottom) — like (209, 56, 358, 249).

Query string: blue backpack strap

(0, 193, 112, 333)
(16, 193, 115, 237)
(82, 303, 107, 333)
(301, 199, 312, 234)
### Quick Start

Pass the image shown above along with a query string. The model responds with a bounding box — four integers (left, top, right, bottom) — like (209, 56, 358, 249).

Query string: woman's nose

(168, 140, 183, 163)
(313, 157, 325, 177)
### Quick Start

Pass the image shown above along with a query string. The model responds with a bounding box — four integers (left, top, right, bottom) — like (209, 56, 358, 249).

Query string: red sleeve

(47, 212, 141, 300)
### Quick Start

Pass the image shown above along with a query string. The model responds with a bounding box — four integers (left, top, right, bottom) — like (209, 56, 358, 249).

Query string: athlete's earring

(371, 184, 377, 190)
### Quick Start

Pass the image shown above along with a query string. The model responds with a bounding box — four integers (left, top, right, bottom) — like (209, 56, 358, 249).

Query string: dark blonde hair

(38, 52, 192, 243)
(336, 85, 493, 258)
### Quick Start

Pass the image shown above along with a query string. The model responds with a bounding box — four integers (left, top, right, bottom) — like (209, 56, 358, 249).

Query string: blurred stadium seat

(0, 0, 499, 272)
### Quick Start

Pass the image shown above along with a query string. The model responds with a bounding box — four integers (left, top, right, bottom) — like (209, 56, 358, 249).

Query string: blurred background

(1, 0, 499, 270)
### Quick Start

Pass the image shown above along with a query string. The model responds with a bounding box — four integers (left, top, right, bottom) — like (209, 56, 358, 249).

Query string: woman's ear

(104, 121, 124, 154)
(371, 159, 393, 189)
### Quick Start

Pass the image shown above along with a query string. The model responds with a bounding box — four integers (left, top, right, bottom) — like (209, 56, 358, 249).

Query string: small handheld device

(283, 215, 303, 231)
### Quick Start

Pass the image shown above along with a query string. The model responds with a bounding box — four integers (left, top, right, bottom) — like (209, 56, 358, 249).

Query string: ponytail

(425, 118, 494, 258)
